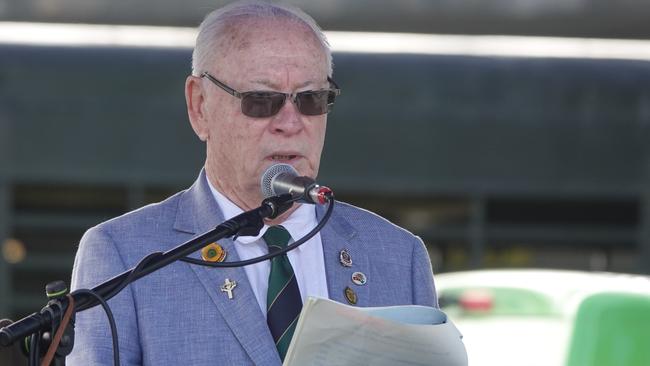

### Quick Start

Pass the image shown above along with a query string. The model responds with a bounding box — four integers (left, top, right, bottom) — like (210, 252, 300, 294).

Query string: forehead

(215, 18, 328, 83)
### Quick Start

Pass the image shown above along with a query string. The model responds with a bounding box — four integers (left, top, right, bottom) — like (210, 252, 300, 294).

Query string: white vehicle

(436, 269, 650, 366)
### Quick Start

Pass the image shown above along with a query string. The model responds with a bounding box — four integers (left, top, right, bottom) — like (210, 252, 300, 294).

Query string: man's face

(196, 19, 329, 210)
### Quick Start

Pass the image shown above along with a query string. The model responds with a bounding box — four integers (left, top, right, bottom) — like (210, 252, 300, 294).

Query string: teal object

(566, 292, 650, 366)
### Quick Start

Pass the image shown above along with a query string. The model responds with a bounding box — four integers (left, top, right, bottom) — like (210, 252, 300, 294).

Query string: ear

(185, 75, 210, 141)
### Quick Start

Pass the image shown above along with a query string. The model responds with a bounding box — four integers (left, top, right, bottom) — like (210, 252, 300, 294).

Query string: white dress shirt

(207, 180, 329, 315)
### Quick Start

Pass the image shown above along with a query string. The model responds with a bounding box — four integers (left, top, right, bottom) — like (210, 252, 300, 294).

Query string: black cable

(96, 196, 312, 303)
(72, 289, 120, 366)
(103, 252, 164, 302)
(28, 332, 38, 366)
(179, 197, 335, 268)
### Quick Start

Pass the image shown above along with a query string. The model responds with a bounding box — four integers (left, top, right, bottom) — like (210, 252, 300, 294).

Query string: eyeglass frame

(200, 71, 341, 117)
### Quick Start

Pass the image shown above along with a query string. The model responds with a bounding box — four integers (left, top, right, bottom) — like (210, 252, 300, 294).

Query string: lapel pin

(344, 286, 357, 305)
(202, 242, 227, 262)
(351, 271, 367, 286)
(221, 278, 237, 300)
(339, 249, 352, 267)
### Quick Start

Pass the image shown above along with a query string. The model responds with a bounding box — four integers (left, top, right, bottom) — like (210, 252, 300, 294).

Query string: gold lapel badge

(201, 242, 227, 262)
(344, 286, 358, 305)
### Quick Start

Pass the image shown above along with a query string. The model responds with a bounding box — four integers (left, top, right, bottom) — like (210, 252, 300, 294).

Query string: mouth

(267, 153, 301, 162)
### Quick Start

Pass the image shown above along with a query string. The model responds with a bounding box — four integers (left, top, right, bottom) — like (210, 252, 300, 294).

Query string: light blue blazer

(68, 170, 437, 365)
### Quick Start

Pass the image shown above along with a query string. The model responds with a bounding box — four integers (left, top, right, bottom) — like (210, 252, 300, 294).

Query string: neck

(264, 204, 301, 226)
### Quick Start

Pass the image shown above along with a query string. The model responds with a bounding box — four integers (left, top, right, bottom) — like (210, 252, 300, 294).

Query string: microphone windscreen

(260, 163, 298, 198)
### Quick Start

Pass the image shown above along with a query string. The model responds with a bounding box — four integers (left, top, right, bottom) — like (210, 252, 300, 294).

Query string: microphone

(261, 164, 332, 204)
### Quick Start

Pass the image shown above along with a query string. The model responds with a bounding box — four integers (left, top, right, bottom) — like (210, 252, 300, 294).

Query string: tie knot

(263, 225, 292, 251)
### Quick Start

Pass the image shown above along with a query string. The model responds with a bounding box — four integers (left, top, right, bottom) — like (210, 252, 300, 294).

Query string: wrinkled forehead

(213, 17, 328, 75)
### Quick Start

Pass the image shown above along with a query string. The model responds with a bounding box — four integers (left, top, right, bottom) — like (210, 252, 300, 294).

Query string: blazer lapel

(174, 170, 281, 365)
(317, 205, 370, 307)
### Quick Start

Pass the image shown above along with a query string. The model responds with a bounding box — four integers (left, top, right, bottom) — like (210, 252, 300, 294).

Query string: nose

(268, 95, 304, 136)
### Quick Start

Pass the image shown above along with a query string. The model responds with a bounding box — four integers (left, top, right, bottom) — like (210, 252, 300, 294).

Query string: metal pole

(469, 195, 485, 269)
(0, 183, 10, 317)
(639, 166, 650, 274)
(0, 106, 12, 317)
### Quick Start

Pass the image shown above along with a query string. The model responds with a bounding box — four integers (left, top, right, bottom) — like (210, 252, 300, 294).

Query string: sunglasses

(201, 71, 341, 118)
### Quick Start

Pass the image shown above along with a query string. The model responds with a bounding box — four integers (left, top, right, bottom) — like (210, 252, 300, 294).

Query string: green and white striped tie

(264, 225, 303, 361)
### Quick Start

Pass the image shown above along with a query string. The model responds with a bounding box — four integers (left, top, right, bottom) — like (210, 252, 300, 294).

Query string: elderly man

(69, 2, 437, 365)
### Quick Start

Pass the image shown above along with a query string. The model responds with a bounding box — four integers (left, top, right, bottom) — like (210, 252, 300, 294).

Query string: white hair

(191, 1, 333, 77)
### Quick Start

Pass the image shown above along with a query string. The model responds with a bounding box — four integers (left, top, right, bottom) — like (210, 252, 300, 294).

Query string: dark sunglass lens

(296, 91, 332, 115)
(242, 93, 286, 118)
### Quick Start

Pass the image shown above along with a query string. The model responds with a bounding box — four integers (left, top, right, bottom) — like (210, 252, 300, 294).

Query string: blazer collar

(173, 169, 282, 365)
(173, 169, 222, 235)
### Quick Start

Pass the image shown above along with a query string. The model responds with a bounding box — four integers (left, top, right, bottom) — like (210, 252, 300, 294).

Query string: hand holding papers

(284, 297, 468, 366)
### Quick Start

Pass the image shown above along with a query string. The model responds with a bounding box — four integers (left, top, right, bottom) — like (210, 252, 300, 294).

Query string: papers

(284, 297, 468, 366)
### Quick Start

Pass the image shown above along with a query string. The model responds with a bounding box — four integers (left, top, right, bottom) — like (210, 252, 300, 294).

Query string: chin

(296, 162, 316, 178)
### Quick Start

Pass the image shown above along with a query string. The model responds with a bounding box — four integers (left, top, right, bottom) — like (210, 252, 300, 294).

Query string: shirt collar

(207, 177, 317, 248)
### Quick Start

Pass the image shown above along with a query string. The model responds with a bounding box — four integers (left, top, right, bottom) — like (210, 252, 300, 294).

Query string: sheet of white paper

(360, 304, 448, 325)
(283, 297, 468, 366)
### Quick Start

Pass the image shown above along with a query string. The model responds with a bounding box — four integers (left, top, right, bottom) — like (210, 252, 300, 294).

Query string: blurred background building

(1, 0, 650, 363)
(2, 0, 650, 38)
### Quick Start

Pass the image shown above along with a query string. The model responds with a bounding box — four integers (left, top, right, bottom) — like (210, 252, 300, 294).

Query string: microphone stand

(0, 194, 295, 365)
